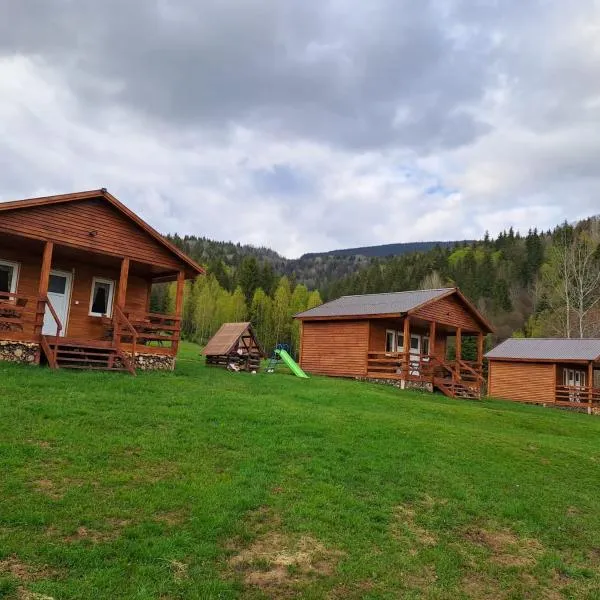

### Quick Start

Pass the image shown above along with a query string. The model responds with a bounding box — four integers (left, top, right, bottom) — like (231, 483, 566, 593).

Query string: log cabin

(295, 287, 494, 398)
(0, 189, 204, 373)
(486, 338, 600, 413)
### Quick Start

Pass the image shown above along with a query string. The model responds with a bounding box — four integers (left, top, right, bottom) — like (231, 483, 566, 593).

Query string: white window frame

(397, 331, 404, 351)
(385, 329, 396, 353)
(0, 259, 20, 296)
(89, 277, 115, 317)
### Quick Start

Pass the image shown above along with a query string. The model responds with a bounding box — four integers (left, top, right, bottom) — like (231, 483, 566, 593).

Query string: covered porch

(366, 315, 486, 398)
(0, 233, 186, 373)
(555, 361, 600, 412)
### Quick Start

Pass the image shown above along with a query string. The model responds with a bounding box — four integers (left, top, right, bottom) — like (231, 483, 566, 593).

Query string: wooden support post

(455, 327, 462, 362)
(429, 321, 436, 357)
(588, 361, 594, 414)
(477, 333, 484, 366)
(403, 317, 410, 380)
(117, 257, 130, 308)
(172, 270, 185, 356)
(35, 241, 54, 336)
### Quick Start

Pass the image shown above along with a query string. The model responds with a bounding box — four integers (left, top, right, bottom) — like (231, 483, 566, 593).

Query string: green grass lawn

(1, 342, 599, 599)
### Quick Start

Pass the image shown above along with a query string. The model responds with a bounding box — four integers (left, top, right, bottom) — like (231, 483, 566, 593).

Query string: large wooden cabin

(486, 338, 600, 413)
(0, 189, 204, 373)
(295, 287, 494, 399)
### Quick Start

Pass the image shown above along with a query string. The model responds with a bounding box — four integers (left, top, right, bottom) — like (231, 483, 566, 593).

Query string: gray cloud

(0, 0, 599, 257)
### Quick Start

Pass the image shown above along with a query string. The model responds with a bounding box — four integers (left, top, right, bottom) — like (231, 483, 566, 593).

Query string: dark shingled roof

(295, 288, 454, 319)
(485, 338, 600, 361)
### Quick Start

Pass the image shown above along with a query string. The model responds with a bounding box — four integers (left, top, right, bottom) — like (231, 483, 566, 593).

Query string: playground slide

(275, 348, 309, 378)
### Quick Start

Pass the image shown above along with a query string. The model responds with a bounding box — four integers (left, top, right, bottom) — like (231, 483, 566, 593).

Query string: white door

(42, 270, 72, 336)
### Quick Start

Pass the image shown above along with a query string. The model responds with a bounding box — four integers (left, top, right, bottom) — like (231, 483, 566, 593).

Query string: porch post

(477, 333, 485, 366)
(403, 316, 410, 379)
(429, 321, 436, 357)
(35, 241, 54, 336)
(117, 257, 130, 308)
(172, 270, 185, 355)
(588, 361, 594, 414)
(455, 327, 462, 362)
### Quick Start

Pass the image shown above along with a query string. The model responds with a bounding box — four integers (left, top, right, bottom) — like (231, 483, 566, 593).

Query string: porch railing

(39, 295, 62, 368)
(0, 292, 37, 335)
(367, 352, 484, 392)
(555, 385, 600, 410)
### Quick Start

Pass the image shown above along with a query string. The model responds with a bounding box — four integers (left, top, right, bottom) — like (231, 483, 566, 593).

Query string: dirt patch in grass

(59, 519, 131, 544)
(154, 510, 187, 527)
(33, 480, 62, 500)
(463, 526, 543, 568)
(225, 507, 344, 596)
(0, 556, 58, 582)
(169, 560, 189, 582)
(17, 589, 55, 600)
(392, 504, 437, 547)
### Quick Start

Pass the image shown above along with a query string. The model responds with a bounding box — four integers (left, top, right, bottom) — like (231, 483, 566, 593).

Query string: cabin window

(397, 332, 404, 350)
(422, 336, 430, 356)
(410, 335, 420, 351)
(385, 330, 396, 353)
(89, 277, 115, 317)
(0, 259, 19, 297)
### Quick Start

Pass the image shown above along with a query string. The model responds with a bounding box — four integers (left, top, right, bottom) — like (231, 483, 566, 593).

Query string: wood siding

(488, 361, 555, 404)
(0, 244, 149, 341)
(300, 320, 369, 377)
(0, 198, 182, 269)
(412, 294, 482, 332)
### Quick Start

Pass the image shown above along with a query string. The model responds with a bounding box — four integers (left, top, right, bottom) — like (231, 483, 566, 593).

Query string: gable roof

(0, 189, 204, 277)
(295, 287, 493, 332)
(202, 322, 263, 356)
(296, 288, 454, 319)
(486, 338, 600, 361)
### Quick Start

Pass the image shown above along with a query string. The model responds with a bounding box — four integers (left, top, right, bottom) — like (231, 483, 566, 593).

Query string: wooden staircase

(431, 357, 483, 400)
(41, 337, 136, 375)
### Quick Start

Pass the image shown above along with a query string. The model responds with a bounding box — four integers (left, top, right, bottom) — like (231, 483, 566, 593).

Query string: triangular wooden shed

(202, 322, 264, 371)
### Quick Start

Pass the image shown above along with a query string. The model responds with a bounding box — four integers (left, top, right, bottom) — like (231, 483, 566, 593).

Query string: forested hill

(162, 216, 600, 355)
(302, 240, 466, 259)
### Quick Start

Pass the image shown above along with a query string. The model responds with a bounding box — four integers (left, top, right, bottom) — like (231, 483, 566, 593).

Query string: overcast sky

(1, 1, 599, 257)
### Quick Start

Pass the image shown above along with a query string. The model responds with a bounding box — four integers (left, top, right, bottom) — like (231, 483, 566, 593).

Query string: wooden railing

(0, 292, 36, 335)
(112, 306, 137, 374)
(367, 352, 484, 397)
(39, 295, 62, 368)
(555, 385, 600, 410)
(125, 312, 181, 351)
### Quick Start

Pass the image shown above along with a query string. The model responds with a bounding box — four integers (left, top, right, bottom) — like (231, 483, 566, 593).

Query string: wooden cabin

(202, 322, 263, 371)
(0, 189, 204, 373)
(486, 338, 600, 412)
(295, 287, 494, 398)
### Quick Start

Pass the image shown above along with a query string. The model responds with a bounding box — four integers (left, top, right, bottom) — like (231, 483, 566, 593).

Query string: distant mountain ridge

(302, 240, 468, 259)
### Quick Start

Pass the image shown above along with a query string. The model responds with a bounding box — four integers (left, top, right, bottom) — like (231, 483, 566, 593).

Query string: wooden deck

(367, 351, 485, 399)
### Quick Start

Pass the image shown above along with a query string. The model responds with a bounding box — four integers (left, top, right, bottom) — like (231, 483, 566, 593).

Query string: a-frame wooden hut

(202, 322, 263, 371)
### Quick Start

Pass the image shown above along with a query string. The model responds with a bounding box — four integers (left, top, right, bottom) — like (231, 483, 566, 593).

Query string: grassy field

(1, 342, 600, 599)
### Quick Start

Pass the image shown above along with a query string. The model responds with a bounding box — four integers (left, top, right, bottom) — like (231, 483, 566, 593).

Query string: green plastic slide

(275, 348, 309, 378)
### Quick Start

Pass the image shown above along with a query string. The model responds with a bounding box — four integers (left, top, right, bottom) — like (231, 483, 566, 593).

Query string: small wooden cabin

(295, 287, 494, 398)
(202, 322, 263, 371)
(0, 189, 204, 373)
(486, 338, 600, 412)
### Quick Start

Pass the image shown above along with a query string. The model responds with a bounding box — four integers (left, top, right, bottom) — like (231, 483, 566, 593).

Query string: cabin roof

(296, 288, 454, 319)
(0, 189, 204, 277)
(486, 338, 600, 361)
(202, 322, 259, 356)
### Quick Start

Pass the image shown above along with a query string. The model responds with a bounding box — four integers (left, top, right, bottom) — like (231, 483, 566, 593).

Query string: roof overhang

(0, 189, 205, 279)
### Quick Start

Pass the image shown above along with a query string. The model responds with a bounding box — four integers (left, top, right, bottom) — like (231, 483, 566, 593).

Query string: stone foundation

(115, 352, 176, 371)
(357, 377, 433, 393)
(0, 341, 39, 365)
